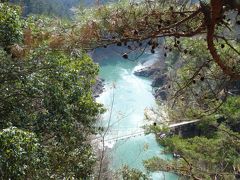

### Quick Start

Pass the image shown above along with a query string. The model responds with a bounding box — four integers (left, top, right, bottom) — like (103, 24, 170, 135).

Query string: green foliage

(1, 1, 240, 179)
(0, 46, 102, 178)
(0, 3, 103, 178)
(120, 165, 149, 180)
(145, 126, 240, 179)
(220, 96, 240, 126)
(0, 3, 23, 48)
(144, 36, 240, 179)
(0, 127, 47, 179)
(164, 37, 228, 120)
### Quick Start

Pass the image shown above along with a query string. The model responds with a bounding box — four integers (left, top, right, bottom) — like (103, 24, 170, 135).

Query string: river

(92, 45, 178, 179)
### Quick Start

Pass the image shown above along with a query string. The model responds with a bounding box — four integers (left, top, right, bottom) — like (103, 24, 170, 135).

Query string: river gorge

(92, 45, 178, 179)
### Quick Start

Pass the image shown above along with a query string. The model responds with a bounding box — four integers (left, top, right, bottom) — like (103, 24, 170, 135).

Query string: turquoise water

(93, 46, 178, 179)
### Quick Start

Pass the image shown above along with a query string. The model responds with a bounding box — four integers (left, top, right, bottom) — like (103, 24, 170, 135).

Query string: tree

(145, 124, 240, 179)
(69, 0, 240, 79)
(0, 3, 22, 48)
(0, 46, 102, 178)
(1, 0, 240, 179)
(119, 165, 149, 180)
(142, 36, 240, 179)
(0, 2, 103, 178)
(68, 0, 240, 178)
(0, 127, 46, 179)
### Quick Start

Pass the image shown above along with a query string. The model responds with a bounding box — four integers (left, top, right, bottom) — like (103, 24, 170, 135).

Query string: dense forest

(0, 0, 240, 179)
(0, 1, 103, 178)
(8, 0, 81, 17)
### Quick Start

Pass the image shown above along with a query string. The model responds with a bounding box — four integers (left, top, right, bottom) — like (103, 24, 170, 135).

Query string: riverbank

(133, 57, 169, 102)
(91, 46, 178, 179)
(92, 77, 105, 98)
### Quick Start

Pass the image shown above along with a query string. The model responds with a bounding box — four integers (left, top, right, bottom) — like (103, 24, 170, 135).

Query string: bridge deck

(103, 119, 201, 142)
(169, 119, 201, 128)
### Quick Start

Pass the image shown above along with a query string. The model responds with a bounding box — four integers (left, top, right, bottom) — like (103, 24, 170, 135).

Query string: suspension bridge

(103, 119, 201, 142)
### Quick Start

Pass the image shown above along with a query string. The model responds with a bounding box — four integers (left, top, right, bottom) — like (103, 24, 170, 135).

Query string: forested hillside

(0, 0, 240, 179)
(0, 2, 103, 178)
(9, 0, 81, 17)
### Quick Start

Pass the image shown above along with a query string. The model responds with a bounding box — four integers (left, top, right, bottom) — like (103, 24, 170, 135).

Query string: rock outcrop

(92, 78, 104, 98)
(154, 86, 168, 101)
(133, 65, 169, 101)
(151, 73, 168, 87)
(134, 67, 161, 78)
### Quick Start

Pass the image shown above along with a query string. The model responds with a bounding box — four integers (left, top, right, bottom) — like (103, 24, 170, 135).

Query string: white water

(93, 45, 178, 179)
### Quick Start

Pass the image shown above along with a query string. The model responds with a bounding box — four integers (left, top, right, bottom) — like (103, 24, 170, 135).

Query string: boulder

(134, 67, 161, 77)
